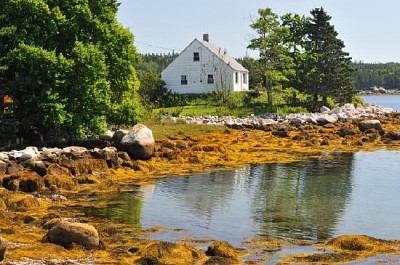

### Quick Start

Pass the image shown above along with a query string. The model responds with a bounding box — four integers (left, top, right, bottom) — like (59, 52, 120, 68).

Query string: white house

(161, 34, 249, 94)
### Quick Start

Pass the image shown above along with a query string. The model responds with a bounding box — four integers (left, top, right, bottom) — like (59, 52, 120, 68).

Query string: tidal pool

(77, 150, 400, 246)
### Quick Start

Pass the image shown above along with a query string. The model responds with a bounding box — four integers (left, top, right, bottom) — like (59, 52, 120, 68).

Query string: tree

(302, 7, 355, 109)
(281, 13, 309, 93)
(0, 0, 143, 140)
(248, 8, 295, 112)
(238, 56, 264, 90)
(137, 70, 170, 109)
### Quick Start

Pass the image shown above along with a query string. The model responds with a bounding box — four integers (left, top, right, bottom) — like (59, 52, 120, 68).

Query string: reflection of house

(161, 34, 249, 94)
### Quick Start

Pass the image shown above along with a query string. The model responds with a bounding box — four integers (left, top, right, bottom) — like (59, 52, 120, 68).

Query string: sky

(117, 0, 400, 63)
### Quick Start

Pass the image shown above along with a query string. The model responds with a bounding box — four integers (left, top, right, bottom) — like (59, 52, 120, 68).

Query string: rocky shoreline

(170, 103, 396, 128)
(1, 103, 400, 264)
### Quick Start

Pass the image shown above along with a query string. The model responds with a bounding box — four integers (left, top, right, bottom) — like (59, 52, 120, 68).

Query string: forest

(0, 1, 369, 140)
(352, 62, 400, 90)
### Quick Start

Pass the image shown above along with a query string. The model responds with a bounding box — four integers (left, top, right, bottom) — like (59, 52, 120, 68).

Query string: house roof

(197, 39, 248, 72)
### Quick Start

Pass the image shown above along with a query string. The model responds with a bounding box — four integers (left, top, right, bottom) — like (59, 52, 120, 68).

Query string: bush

(352, 95, 364, 107)
(275, 105, 308, 114)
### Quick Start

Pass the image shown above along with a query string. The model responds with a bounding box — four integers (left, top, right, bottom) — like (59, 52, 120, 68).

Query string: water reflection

(74, 153, 360, 244)
(251, 153, 354, 241)
(154, 166, 254, 219)
(78, 189, 144, 232)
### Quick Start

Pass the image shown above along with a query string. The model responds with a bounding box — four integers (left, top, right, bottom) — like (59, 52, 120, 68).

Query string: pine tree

(302, 7, 355, 109)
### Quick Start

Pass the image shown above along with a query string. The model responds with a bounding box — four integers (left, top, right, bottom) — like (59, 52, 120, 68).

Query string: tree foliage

(136, 53, 179, 108)
(352, 62, 400, 90)
(244, 7, 355, 112)
(248, 8, 295, 112)
(301, 7, 355, 108)
(0, 0, 143, 140)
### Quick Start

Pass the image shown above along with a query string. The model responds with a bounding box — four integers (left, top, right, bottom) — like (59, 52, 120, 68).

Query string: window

(243, 73, 247, 84)
(193, 52, 200, 61)
(207, 74, 214, 84)
(181, 75, 187, 85)
(235, 72, 239, 84)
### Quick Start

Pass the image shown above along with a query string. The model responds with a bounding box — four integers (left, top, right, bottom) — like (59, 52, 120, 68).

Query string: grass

(154, 104, 255, 117)
(143, 118, 227, 140)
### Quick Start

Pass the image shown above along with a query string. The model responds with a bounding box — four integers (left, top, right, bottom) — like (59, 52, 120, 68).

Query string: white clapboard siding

(161, 35, 249, 94)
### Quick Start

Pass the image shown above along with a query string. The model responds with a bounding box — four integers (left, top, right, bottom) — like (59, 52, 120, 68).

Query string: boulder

(358, 120, 383, 133)
(63, 146, 90, 160)
(90, 147, 119, 168)
(272, 128, 289, 138)
(23, 160, 47, 177)
(0, 237, 7, 261)
(43, 220, 100, 249)
(2, 170, 44, 192)
(46, 164, 72, 176)
(337, 127, 357, 137)
(290, 117, 304, 126)
(8, 147, 40, 162)
(5, 161, 24, 175)
(118, 124, 155, 159)
(205, 241, 240, 259)
(135, 241, 205, 265)
(316, 115, 338, 126)
(385, 131, 400, 140)
(43, 174, 79, 191)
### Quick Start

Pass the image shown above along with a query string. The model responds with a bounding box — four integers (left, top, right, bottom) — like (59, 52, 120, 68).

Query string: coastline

(1, 105, 400, 264)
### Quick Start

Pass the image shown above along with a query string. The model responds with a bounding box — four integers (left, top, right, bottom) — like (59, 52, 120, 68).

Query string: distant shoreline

(358, 90, 400, 96)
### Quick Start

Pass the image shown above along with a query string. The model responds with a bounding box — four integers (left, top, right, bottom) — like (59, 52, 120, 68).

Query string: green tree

(137, 69, 170, 109)
(238, 56, 264, 90)
(248, 8, 295, 112)
(0, 0, 142, 140)
(281, 13, 309, 93)
(302, 7, 355, 109)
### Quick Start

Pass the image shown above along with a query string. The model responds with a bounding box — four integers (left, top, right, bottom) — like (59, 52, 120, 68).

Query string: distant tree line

(352, 62, 400, 90)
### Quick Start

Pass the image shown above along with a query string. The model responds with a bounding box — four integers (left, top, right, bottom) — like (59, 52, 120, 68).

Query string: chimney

(203, 33, 209, 42)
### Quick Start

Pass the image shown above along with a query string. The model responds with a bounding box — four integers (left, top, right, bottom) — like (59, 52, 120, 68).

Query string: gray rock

(320, 106, 330, 112)
(358, 120, 383, 133)
(50, 194, 68, 202)
(119, 124, 155, 159)
(316, 115, 338, 126)
(43, 220, 100, 249)
(290, 117, 304, 126)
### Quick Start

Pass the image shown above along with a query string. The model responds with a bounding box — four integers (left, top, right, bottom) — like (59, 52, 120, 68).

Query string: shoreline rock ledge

(171, 103, 397, 128)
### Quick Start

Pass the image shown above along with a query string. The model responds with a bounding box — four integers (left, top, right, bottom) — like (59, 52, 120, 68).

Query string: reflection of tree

(252, 153, 354, 242)
(158, 166, 253, 221)
(78, 191, 144, 233)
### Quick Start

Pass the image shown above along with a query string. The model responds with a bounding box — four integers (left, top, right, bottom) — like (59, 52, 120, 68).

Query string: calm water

(362, 94, 400, 111)
(76, 96, 400, 247)
(79, 151, 400, 245)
